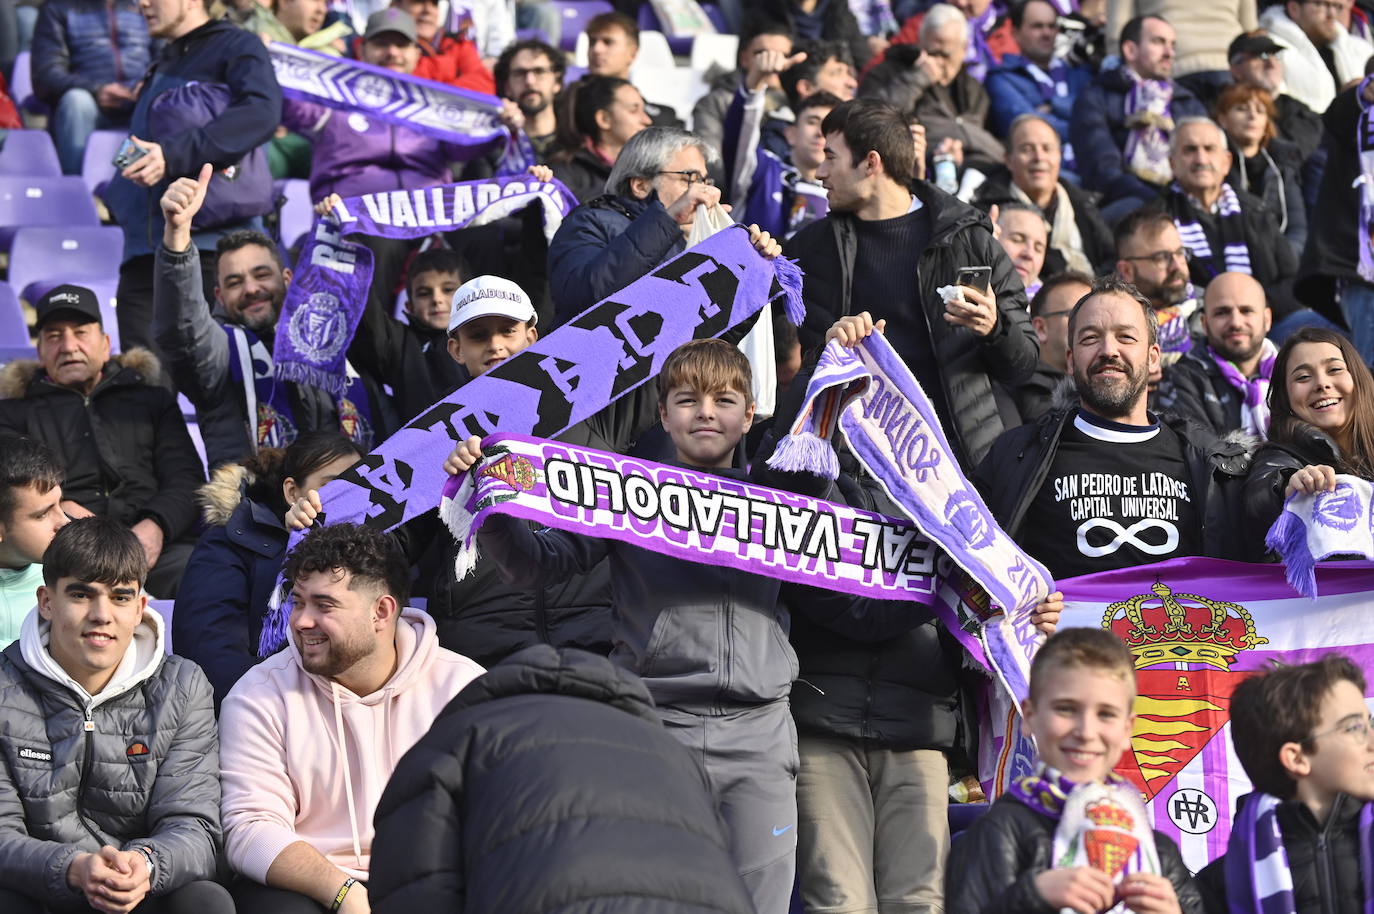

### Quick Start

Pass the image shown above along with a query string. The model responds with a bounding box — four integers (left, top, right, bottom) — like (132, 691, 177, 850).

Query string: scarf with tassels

(1208, 337, 1277, 438)
(1173, 182, 1252, 280)
(1123, 75, 1175, 186)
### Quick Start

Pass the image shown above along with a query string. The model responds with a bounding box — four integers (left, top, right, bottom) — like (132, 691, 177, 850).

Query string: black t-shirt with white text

(1022, 411, 1201, 579)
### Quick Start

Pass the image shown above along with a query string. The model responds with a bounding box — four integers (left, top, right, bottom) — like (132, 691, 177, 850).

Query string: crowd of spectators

(2, 0, 1374, 910)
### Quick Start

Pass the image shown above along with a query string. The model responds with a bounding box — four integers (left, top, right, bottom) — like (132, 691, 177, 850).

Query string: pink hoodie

(219, 608, 485, 882)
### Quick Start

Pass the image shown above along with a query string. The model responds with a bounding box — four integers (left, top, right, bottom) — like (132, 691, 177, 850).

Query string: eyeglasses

(509, 66, 555, 80)
(1310, 713, 1374, 744)
(656, 170, 715, 187)
(1121, 247, 1192, 269)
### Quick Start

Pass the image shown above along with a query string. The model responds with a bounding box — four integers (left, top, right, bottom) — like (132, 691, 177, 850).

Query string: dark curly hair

(283, 523, 410, 608)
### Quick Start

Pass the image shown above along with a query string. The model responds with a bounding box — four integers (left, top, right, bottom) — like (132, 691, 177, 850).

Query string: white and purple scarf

(1356, 75, 1374, 285)
(1174, 182, 1253, 280)
(440, 435, 941, 605)
(767, 334, 1053, 701)
(1208, 337, 1277, 438)
(259, 226, 804, 654)
(1266, 474, 1374, 598)
(1123, 76, 1175, 186)
(1225, 793, 1374, 914)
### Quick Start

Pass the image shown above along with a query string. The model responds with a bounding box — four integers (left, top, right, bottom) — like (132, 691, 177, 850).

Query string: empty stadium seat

(690, 33, 740, 76)
(553, 0, 614, 52)
(0, 130, 61, 177)
(632, 65, 709, 127)
(0, 281, 33, 364)
(0, 176, 99, 249)
(8, 52, 43, 116)
(81, 130, 126, 197)
(276, 178, 314, 250)
(8, 225, 123, 304)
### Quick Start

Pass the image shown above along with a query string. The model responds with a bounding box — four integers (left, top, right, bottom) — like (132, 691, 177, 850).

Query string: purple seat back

(552, 0, 614, 51)
(0, 281, 32, 363)
(0, 130, 61, 177)
(0, 176, 100, 249)
(8, 226, 123, 305)
(82, 130, 127, 198)
(636, 4, 694, 55)
(9, 52, 45, 116)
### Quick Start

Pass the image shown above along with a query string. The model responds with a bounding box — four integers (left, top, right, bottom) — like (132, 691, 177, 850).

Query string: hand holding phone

(955, 265, 991, 294)
(112, 137, 148, 171)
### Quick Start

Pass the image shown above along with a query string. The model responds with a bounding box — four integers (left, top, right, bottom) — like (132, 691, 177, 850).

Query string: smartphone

(955, 266, 991, 294)
(112, 137, 148, 171)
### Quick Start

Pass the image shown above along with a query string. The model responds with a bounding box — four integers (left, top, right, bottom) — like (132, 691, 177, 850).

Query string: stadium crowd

(0, 0, 1373, 909)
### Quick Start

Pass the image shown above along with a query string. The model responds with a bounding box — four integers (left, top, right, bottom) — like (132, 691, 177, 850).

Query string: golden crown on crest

(1101, 580, 1268, 671)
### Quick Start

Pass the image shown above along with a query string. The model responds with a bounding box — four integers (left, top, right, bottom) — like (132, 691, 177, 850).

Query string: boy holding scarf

(1196, 655, 1374, 913)
(946, 628, 1200, 914)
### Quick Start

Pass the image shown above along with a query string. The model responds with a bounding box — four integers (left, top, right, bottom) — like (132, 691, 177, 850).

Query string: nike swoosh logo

(772, 825, 793, 837)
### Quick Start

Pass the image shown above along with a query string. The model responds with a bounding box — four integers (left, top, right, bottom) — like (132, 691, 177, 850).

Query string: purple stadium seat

(515, 27, 548, 43)
(0, 281, 32, 363)
(8, 225, 123, 305)
(277, 178, 314, 250)
(636, 4, 693, 56)
(9, 52, 45, 116)
(553, 0, 613, 52)
(82, 130, 127, 198)
(0, 176, 99, 249)
(0, 130, 61, 177)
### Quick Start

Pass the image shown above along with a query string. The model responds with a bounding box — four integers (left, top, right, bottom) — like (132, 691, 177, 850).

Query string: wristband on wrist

(331, 877, 357, 912)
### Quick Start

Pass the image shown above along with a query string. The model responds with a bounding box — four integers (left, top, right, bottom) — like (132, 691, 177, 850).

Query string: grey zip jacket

(0, 606, 221, 903)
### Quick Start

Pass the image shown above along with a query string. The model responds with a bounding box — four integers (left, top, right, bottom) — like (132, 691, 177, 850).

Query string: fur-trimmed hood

(0, 348, 162, 400)
(199, 463, 253, 526)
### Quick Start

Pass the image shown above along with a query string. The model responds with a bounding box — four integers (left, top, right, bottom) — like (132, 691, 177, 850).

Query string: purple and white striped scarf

(1225, 793, 1374, 914)
(767, 334, 1052, 701)
(1174, 182, 1252, 279)
(259, 225, 803, 654)
(1208, 337, 1276, 438)
(439, 434, 941, 605)
(1266, 475, 1374, 598)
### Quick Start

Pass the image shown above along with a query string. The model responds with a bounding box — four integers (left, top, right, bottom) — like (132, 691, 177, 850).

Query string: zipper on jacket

(75, 708, 104, 845)
(860, 652, 880, 739)
(108, 2, 125, 83)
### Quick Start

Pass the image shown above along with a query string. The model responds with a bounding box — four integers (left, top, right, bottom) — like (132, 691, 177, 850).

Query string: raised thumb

(196, 162, 213, 190)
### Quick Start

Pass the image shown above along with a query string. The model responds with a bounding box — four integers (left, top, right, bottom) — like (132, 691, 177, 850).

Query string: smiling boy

(946, 628, 1201, 914)
(1197, 655, 1374, 913)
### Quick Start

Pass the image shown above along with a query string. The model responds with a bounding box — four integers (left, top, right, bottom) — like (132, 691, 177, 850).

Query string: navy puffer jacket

(368, 645, 756, 914)
(30, 0, 151, 107)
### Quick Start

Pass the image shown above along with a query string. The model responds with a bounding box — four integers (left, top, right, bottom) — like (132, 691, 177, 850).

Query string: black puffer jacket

(1157, 340, 1245, 439)
(1243, 424, 1357, 558)
(784, 180, 1039, 470)
(946, 794, 1203, 914)
(368, 645, 755, 914)
(0, 350, 204, 542)
(1296, 86, 1362, 326)
(1197, 793, 1365, 914)
(972, 407, 1252, 564)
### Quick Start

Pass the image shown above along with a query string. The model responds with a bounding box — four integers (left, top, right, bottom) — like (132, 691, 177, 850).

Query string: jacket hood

(19, 601, 165, 707)
(200, 463, 252, 526)
(439, 643, 660, 726)
(287, 606, 442, 704)
(0, 348, 163, 400)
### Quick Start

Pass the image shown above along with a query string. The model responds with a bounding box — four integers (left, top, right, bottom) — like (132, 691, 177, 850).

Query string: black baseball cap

(34, 284, 102, 331)
(1228, 32, 1286, 62)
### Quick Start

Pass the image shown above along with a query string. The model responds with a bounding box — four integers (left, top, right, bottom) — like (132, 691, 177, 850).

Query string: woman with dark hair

(1243, 328, 1374, 555)
(549, 75, 653, 203)
(174, 432, 361, 706)
(1214, 82, 1307, 256)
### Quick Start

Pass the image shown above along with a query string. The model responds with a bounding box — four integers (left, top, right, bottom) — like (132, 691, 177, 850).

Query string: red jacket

(862, 11, 1019, 76)
(347, 34, 496, 94)
(0, 75, 21, 129)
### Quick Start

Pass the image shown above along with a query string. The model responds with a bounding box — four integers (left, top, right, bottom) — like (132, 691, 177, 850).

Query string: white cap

(447, 275, 537, 333)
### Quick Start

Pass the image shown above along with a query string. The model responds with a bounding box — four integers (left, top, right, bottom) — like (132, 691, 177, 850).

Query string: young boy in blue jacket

(448, 337, 913, 914)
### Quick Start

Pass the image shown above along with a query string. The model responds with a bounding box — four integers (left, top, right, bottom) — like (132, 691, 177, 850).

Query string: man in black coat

(1157, 271, 1276, 438)
(368, 645, 755, 914)
(785, 98, 1038, 470)
(0, 286, 204, 598)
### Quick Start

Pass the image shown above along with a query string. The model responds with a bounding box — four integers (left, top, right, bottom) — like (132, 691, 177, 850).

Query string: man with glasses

(1009, 270, 1092, 422)
(1197, 654, 1374, 913)
(493, 38, 565, 162)
(1261, 0, 1373, 115)
(1114, 209, 1201, 368)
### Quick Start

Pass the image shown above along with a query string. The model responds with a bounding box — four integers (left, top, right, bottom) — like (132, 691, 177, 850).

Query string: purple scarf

(258, 226, 804, 654)
(1357, 76, 1374, 285)
(1208, 337, 1276, 438)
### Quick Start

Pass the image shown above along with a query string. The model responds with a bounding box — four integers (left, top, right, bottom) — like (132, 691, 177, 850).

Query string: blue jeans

(50, 87, 123, 175)
(1340, 278, 1374, 367)
(1268, 307, 1344, 346)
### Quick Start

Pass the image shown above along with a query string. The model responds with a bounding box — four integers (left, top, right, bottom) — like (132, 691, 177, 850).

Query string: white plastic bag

(649, 0, 717, 37)
(686, 204, 776, 419)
